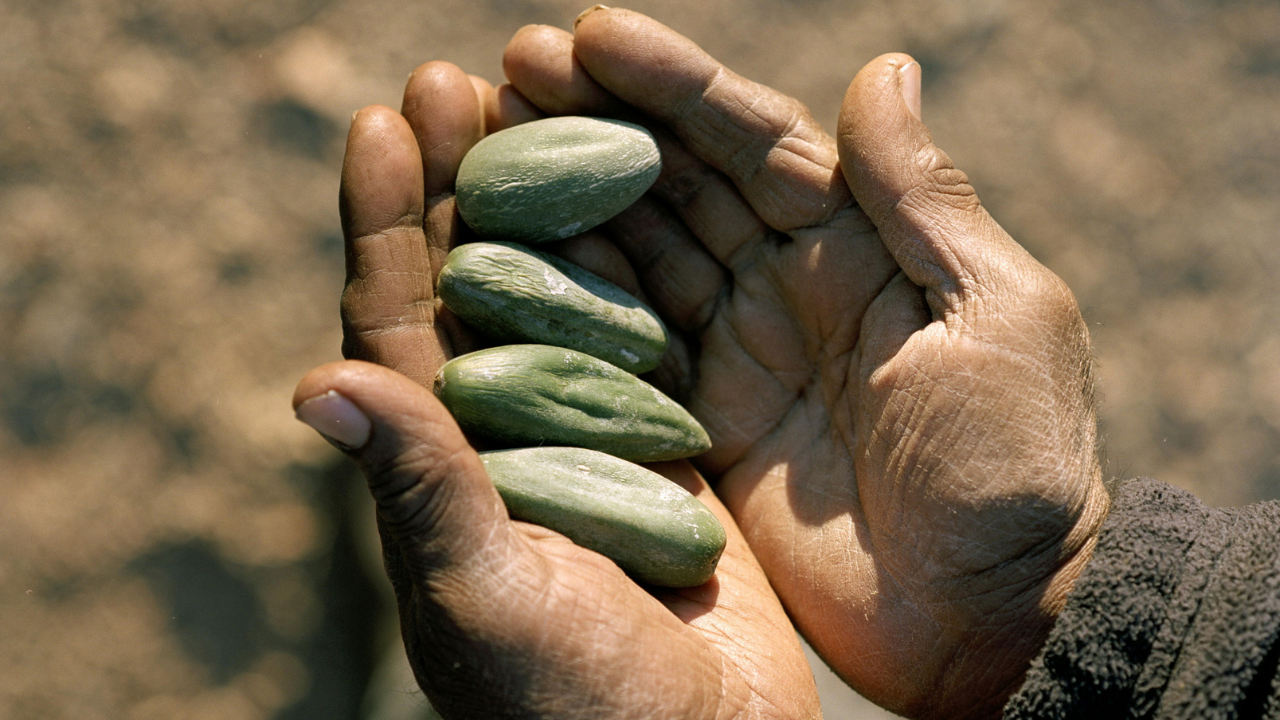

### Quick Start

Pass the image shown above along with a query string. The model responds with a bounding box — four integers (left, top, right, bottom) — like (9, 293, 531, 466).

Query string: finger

(339, 106, 423, 242)
(467, 74, 495, 134)
(544, 232, 643, 298)
(837, 53, 1049, 322)
(502, 24, 628, 116)
(402, 61, 485, 199)
(485, 83, 545, 133)
(293, 360, 513, 580)
(858, 271, 929, 379)
(647, 331, 698, 403)
(572, 8, 851, 231)
(469, 75, 549, 135)
(339, 106, 447, 385)
(607, 196, 729, 335)
(505, 23, 782, 269)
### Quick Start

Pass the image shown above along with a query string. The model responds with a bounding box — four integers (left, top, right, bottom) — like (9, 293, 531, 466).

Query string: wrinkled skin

(295, 7, 1110, 720)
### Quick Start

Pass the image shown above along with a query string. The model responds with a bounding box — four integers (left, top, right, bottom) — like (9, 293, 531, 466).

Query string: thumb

(838, 53, 1047, 324)
(292, 360, 512, 581)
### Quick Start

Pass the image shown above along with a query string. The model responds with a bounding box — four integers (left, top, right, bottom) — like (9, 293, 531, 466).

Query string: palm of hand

(386, 459, 815, 720)
(673, 166, 1103, 717)
(339, 53, 819, 720)
(711, 234, 1105, 712)
(498, 10, 1109, 718)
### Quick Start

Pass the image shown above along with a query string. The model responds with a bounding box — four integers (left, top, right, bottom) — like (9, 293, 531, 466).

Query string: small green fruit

(434, 344, 711, 462)
(437, 241, 668, 373)
(455, 116, 661, 243)
(481, 446, 725, 587)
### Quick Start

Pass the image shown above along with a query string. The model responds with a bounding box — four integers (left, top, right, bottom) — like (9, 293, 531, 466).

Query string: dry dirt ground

(3, 0, 1280, 718)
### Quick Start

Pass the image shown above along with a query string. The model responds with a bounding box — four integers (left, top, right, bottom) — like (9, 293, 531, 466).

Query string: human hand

(310, 61, 821, 719)
(499, 8, 1112, 719)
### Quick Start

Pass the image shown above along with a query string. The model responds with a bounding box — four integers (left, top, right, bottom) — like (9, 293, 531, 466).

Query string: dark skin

(295, 8, 1111, 719)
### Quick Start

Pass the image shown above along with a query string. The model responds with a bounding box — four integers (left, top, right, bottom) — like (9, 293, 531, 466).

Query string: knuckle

(909, 143, 981, 215)
(364, 441, 469, 538)
(1027, 270, 1082, 325)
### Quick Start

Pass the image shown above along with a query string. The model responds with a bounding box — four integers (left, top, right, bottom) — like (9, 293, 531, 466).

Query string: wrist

(940, 479, 1111, 719)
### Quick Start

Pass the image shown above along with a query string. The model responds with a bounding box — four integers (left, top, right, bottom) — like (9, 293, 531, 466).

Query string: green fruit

(437, 241, 668, 373)
(434, 344, 711, 462)
(480, 446, 725, 587)
(455, 116, 661, 244)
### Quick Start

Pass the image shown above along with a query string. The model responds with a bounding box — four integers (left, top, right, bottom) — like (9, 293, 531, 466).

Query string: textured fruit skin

(455, 116, 661, 244)
(480, 447, 726, 587)
(437, 241, 668, 373)
(434, 345, 711, 462)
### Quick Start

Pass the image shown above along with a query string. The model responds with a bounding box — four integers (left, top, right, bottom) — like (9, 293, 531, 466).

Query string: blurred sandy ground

(2, 0, 1279, 717)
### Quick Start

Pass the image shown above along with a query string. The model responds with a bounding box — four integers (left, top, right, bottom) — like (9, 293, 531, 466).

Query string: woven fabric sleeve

(1002, 478, 1280, 720)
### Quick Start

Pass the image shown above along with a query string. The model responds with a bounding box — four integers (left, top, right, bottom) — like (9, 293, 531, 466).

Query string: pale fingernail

(899, 61, 922, 121)
(575, 4, 611, 28)
(296, 390, 371, 450)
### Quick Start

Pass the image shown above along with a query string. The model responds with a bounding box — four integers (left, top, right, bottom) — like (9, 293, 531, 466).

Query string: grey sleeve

(1003, 478, 1280, 720)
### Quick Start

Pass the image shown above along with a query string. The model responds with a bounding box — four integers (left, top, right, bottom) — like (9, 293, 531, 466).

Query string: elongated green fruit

(481, 447, 725, 587)
(435, 345, 711, 462)
(438, 241, 668, 373)
(455, 116, 661, 243)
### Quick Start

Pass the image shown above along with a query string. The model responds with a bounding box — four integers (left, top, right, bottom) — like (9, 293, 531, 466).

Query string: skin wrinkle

(651, 151, 778, 272)
(880, 406, 974, 557)
(783, 239, 855, 351)
(713, 302, 796, 382)
(346, 211, 426, 242)
(697, 67, 761, 136)
(344, 284, 429, 322)
(688, 384, 758, 453)
(686, 273, 732, 334)
(679, 70, 748, 158)
(424, 573, 614, 712)
(755, 145, 839, 230)
(801, 278, 878, 367)
(724, 227, 784, 275)
(725, 281, 810, 386)
(724, 90, 798, 182)
(371, 443, 472, 541)
(771, 128, 839, 184)
(949, 341, 1093, 454)
(608, 197, 732, 333)
(346, 291, 433, 326)
(890, 187, 972, 291)
(702, 347, 804, 457)
(428, 544, 539, 619)
(346, 228, 430, 278)
(870, 397, 1090, 589)
(772, 394, 842, 484)
(851, 557, 941, 670)
(679, 70, 841, 232)
(862, 369, 934, 504)
(762, 146, 844, 226)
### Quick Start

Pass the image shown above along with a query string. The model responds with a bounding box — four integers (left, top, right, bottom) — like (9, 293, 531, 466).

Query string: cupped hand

(497, 8, 1112, 719)
(314, 60, 821, 719)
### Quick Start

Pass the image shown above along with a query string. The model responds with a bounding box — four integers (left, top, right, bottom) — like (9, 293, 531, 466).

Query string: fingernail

(899, 61, 922, 121)
(296, 390, 371, 450)
(574, 4, 610, 29)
